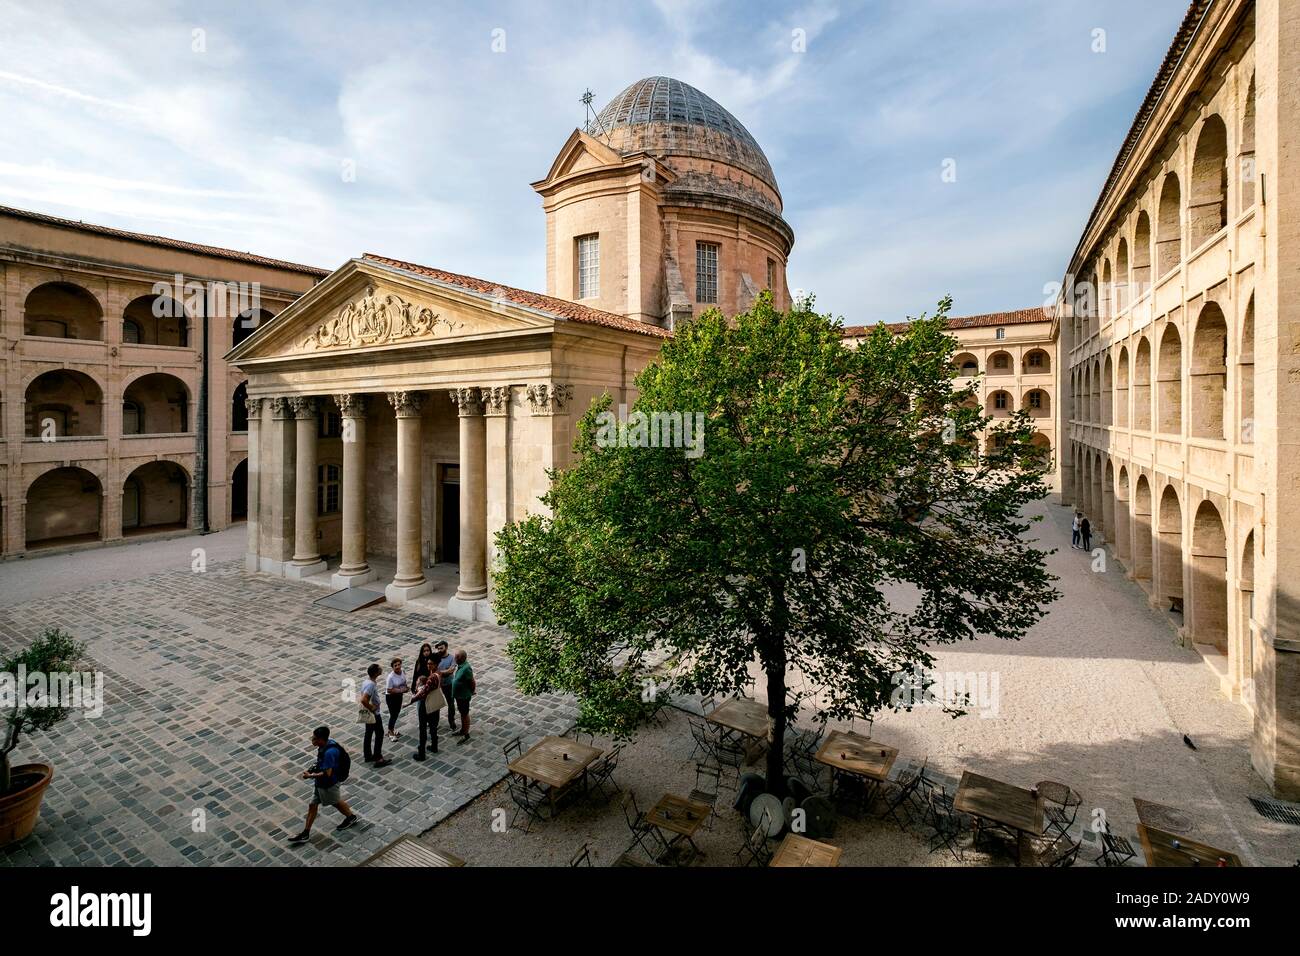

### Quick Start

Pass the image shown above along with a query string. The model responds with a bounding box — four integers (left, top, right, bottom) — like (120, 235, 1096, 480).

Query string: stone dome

(589, 76, 779, 197)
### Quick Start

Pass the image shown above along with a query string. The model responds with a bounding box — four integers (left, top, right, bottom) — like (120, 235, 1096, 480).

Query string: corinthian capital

(333, 393, 368, 418)
(482, 385, 512, 417)
(449, 387, 485, 417)
(269, 396, 294, 419)
(387, 390, 426, 419)
(526, 382, 573, 416)
(244, 396, 263, 419)
(289, 396, 317, 421)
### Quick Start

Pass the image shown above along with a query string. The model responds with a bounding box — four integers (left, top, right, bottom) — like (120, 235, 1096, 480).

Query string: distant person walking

(451, 650, 476, 745)
(289, 725, 357, 844)
(1071, 512, 1081, 549)
(360, 663, 390, 767)
(1080, 515, 1093, 552)
(385, 657, 408, 741)
(435, 640, 458, 733)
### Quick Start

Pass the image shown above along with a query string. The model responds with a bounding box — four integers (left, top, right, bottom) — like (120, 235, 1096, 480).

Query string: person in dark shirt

(289, 725, 357, 844)
(1080, 516, 1093, 552)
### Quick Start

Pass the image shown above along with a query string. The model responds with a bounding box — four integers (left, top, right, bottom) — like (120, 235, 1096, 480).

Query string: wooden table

(1137, 824, 1241, 867)
(1133, 798, 1195, 835)
(646, 793, 711, 865)
(359, 834, 465, 867)
(507, 736, 602, 813)
(707, 698, 770, 763)
(813, 730, 899, 815)
(769, 833, 841, 867)
(952, 771, 1043, 864)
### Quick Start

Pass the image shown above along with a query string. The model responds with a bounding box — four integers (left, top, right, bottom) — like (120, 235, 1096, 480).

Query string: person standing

(451, 649, 476, 745)
(1080, 515, 1093, 552)
(435, 640, 458, 733)
(289, 725, 357, 844)
(385, 657, 409, 741)
(1071, 512, 1081, 549)
(360, 663, 390, 767)
(411, 662, 446, 760)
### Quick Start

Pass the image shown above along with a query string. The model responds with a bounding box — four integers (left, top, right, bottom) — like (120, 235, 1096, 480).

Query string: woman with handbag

(359, 662, 391, 767)
(411, 665, 446, 760)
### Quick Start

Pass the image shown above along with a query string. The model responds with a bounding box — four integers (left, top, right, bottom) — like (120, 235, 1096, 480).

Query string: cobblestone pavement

(0, 560, 574, 867)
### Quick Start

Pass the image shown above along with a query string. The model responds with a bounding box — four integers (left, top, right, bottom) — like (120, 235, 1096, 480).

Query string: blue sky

(0, 0, 1189, 322)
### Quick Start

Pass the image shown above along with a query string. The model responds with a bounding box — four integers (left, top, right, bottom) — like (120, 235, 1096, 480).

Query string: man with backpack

(289, 725, 358, 845)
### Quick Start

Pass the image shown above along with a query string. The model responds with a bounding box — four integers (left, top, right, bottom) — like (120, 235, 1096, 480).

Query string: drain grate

(1249, 795, 1300, 827)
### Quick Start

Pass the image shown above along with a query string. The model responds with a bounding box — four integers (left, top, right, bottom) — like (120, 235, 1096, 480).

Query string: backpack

(326, 742, 351, 785)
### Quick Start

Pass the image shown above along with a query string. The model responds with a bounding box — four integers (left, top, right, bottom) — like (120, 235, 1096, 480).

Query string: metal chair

(565, 728, 594, 747)
(506, 773, 549, 833)
(1037, 780, 1083, 838)
(503, 736, 524, 763)
(925, 786, 967, 862)
(736, 806, 775, 866)
(1020, 832, 1081, 867)
(881, 757, 929, 832)
(568, 842, 593, 867)
(585, 744, 623, 803)
(700, 695, 717, 715)
(1094, 822, 1137, 867)
(688, 763, 721, 830)
(622, 792, 669, 863)
(688, 714, 716, 762)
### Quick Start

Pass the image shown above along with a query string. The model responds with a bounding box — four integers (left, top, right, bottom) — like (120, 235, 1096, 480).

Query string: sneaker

(373, 757, 392, 768)
(288, 830, 311, 845)
(335, 814, 359, 832)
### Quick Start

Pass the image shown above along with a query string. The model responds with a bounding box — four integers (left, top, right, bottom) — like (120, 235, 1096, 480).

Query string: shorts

(312, 784, 342, 807)
(455, 697, 471, 717)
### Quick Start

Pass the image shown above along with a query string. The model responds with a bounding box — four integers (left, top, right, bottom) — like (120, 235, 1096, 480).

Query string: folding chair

(506, 773, 549, 833)
(688, 763, 722, 830)
(700, 695, 717, 715)
(503, 736, 524, 763)
(881, 757, 929, 832)
(622, 792, 669, 863)
(925, 786, 967, 862)
(1020, 832, 1081, 867)
(1094, 822, 1137, 867)
(585, 744, 623, 803)
(1037, 780, 1083, 839)
(688, 714, 717, 762)
(568, 842, 593, 867)
(736, 806, 775, 866)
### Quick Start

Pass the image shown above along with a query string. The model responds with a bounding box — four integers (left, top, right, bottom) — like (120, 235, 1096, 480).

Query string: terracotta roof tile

(362, 253, 672, 338)
(0, 203, 329, 276)
(841, 306, 1052, 337)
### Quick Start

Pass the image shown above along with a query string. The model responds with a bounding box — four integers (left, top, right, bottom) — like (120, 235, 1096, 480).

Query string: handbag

(357, 703, 376, 725)
(423, 682, 447, 713)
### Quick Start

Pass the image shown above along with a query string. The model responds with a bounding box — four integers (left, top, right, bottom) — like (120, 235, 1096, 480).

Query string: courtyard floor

(1, 498, 1297, 866)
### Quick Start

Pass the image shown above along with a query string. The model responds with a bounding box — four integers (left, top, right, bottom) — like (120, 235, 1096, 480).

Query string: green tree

(493, 294, 1057, 795)
(2, 628, 85, 795)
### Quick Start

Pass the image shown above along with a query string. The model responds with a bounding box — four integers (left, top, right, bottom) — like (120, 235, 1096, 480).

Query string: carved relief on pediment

(302, 288, 461, 351)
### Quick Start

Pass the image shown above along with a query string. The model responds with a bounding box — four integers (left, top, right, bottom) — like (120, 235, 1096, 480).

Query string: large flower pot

(0, 763, 53, 847)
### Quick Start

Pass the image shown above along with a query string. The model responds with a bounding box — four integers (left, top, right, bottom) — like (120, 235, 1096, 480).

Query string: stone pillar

(263, 396, 297, 574)
(286, 396, 327, 579)
(483, 386, 512, 592)
(448, 386, 489, 620)
(385, 391, 431, 605)
(332, 393, 375, 588)
(244, 396, 262, 572)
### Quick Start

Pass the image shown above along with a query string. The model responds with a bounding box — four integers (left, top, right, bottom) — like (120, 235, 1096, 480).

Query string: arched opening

(1190, 115, 1228, 248)
(1157, 173, 1183, 278)
(1157, 485, 1184, 613)
(1240, 76, 1257, 209)
(1028, 433, 1052, 469)
(122, 373, 190, 435)
(23, 282, 103, 340)
(1023, 348, 1050, 374)
(1239, 295, 1255, 443)
(122, 294, 188, 347)
(1115, 239, 1130, 312)
(1190, 500, 1227, 652)
(1102, 355, 1114, 426)
(1091, 359, 1102, 423)
(1239, 530, 1255, 687)
(26, 467, 102, 548)
(122, 461, 190, 534)
(954, 353, 979, 377)
(1133, 337, 1152, 430)
(231, 459, 249, 522)
(1133, 212, 1153, 296)
(232, 381, 249, 432)
(233, 308, 273, 348)
(24, 370, 104, 437)
(987, 350, 1014, 376)
(986, 390, 1014, 419)
(1190, 302, 1228, 439)
(1114, 466, 1132, 563)
(1081, 366, 1092, 423)
(1102, 459, 1115, 540)
(1023, 389, 1050, 418)
(1101, 260, 1113, 321)
(1133, 475, 1154, 585)
(1091, 453, 1104, 528)
(1157, 324, 1183, 435)
(1116, 346, 1131, 428)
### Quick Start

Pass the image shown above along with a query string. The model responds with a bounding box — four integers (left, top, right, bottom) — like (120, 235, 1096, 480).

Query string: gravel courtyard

(1, 497, 1297, 867)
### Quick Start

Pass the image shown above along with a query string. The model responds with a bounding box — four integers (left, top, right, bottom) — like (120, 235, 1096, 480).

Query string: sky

(0, 0, 1191, 323)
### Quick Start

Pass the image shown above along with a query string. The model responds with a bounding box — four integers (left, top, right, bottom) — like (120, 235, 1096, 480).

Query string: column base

(245, 553, 260, 572)
(260, 557, 289, 575)
(285, 559, 328, 579)
(385, 578, 433, 606)
(447, 595, 495, 624)
(332, 566, 377, 588)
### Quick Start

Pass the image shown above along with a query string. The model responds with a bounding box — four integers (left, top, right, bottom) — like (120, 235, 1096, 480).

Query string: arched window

(1240, 75, 1257, 209)
(123, 319, 142, 344)
(1157, 173, 1183, 278)
(1133, 212, 1152, 296)
(1190, 115, 1228, 248)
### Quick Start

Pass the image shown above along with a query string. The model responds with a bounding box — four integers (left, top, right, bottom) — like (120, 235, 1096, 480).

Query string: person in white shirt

(385, 657, 409, 741)
(360, 663, 390, 767)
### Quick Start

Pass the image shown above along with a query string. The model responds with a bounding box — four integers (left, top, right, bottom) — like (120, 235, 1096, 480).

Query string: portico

(227, 253, 665, 619)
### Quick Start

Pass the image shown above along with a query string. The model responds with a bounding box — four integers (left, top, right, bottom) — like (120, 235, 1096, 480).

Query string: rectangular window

(576, 234, 599, 299)
(1029, 392, 1043, 409)
(1028, 352, 1043, 368)
(318, 411, 341, 439)
(766, 258, 776, 290)
(317, 463, 341, 515)
(696, 242, 719, 303)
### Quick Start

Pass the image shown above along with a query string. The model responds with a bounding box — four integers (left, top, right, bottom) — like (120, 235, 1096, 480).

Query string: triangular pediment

(226, 259, 555, 364)
(532, 130, 631, 190)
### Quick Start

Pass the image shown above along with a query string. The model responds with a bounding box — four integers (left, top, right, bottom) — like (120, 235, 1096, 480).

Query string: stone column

(385, 391, 431, 605)
(483, 386, 512, 595)
(264, 396, 297, 573)
(244, 396, 262, 572)
(286, 396, 327, 579)
(332, 393, 375, 588)
(448, 386, 489, 620)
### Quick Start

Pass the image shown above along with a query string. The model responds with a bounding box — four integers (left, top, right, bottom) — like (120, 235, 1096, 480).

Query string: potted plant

(1, 628, 85, 847)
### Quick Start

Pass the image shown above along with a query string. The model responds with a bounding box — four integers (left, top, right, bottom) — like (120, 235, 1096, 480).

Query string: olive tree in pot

(1, 628, 85, 847)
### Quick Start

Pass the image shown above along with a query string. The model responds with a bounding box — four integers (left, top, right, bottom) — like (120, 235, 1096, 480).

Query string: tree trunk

(765, 663, 788, 798)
